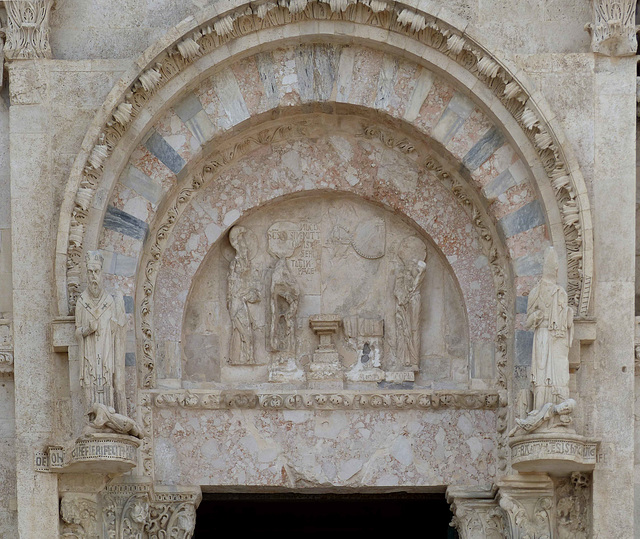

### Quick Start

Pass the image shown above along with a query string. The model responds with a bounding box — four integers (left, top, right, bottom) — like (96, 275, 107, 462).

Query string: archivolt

(56, 0, 592, 319)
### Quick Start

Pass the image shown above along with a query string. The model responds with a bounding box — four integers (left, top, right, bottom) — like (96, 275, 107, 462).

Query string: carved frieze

(585, 0, 638, 56)
(151, 389, 500, 410)
(556, 472, 591, 539)
(4, 0, 53, 60)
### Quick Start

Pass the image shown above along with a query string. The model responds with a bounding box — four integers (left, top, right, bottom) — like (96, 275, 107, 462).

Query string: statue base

(509, 431, 598, 475)
(268, 356, 306, 383)
(36, 433, 140, 474)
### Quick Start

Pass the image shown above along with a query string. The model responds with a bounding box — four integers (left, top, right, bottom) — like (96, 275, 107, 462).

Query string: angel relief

(183, 194, 469, 388)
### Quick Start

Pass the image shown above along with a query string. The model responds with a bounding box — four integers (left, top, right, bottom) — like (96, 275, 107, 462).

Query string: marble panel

(153, 407, 497, 487)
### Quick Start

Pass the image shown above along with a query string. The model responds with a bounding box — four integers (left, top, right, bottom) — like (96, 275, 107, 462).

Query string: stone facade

(0, 0, 636, 536)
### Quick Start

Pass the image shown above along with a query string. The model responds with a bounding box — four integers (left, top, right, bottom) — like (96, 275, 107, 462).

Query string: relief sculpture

(227, 226, 261, 365)
(184, 194, 469, 388)
(267, 222, 305, 382)
(393, 236, 427, 372)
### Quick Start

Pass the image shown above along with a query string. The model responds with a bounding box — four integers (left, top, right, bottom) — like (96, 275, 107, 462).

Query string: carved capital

(4, 0, 53, 60)
(102, 480, 201, 539)
(496, 474, 554, 539)
(446, 486, 506, 539)
(585, 0, 638, 56)
(60, 493, 99, 539)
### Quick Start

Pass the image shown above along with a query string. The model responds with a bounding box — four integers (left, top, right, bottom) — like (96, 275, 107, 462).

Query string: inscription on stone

(71, 440, 137, 461)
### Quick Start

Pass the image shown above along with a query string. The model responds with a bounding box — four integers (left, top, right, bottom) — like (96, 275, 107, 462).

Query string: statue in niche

(227, 226, 261, 365)
(393, 236, 427, 371)
(511, 247, 575, 436)
(526, 247, 574, 411)
(75, 251, 127, 415)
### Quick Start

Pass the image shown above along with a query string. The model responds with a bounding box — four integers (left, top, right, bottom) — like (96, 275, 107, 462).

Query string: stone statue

(509, 399, 576, 437)
(85, 402, 143, 439)
(526, 247, 574, 411)
(270, 257, 299, 354)
(75, 251, 127, 415)
(227, 226, 261, 364)
(393, 236, 427, 370)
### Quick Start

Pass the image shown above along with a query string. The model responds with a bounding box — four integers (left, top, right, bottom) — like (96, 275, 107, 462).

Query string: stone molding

(585, 0, 638, 56)
(509, 433, 598, 474)
(60, 493, 99, 539)
(57, 0, 593, 326)
(150, 389, 501, 410)
(135, 119, 511, 399)
(0, 319, 13, 377)
(3, 0, 53, 60)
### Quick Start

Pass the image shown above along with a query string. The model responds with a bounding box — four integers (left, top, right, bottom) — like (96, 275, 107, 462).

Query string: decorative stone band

(509, 432, 599, 475)
(35, 433, 141, 474)
(62, 0, 593, 322)
(150, 389, 500, 411)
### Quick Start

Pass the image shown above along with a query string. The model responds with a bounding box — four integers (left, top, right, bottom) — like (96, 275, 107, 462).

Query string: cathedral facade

(0, 1, 636, 536)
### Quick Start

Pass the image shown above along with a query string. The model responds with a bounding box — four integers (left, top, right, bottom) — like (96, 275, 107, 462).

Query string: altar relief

(182, 194, 468, 388)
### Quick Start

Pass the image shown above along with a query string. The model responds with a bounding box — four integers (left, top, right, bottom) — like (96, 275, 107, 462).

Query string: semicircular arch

(55, 0, 593, 326)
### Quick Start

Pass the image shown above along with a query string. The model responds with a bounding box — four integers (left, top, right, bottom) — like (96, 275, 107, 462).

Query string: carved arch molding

(57, 0, 593, 323)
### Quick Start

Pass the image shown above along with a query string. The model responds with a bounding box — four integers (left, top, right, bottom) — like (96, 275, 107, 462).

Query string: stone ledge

(509, 432, 598, 475)
(51, 316, 75, 353)
(35, 433, 140, 474)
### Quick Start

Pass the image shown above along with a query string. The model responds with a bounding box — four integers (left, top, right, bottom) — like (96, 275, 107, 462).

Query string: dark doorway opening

(193, 492, 458, 537)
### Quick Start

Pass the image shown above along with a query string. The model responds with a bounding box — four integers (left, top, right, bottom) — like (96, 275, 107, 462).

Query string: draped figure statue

(526, 247, 574, 411)
(75, 251, 127, 415)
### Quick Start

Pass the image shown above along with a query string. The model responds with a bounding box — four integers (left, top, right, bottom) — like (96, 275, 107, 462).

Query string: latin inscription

(72, 441, 137, 461)
(511, 440, 597, 460)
